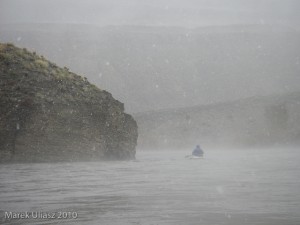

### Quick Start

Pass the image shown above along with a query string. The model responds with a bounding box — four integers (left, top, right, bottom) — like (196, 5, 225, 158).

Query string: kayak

(185, 155, 203, 159)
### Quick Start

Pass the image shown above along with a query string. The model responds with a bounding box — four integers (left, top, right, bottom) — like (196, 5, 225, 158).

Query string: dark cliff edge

(0, 43, 138, 162)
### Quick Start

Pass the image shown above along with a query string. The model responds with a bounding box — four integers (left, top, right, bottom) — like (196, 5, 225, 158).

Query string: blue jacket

(192, 146, 203, 156)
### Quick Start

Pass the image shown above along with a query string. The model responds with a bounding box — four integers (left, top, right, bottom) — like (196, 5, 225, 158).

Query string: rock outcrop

(0, 43, 138, 162)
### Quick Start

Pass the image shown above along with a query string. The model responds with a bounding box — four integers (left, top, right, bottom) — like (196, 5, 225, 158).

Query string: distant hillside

(134, 92, 300, 149)
(0, 43, 137, 162)
(1, 23, 300, 113)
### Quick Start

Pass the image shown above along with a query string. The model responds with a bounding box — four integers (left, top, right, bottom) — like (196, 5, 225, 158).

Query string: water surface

(1, 148, 300, 225)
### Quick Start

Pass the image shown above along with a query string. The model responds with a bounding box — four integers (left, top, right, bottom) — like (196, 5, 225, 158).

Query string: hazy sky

(1, 0, 300, 27)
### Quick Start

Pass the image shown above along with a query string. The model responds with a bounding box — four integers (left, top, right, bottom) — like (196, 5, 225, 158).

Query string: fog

(1, 0, 300, 114)
(1, 1, 300, 224)
(0, 0, 299, 147)
(1, 0, 300, 27)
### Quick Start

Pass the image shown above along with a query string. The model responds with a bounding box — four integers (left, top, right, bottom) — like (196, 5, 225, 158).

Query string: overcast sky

(1, 0, 299, 28)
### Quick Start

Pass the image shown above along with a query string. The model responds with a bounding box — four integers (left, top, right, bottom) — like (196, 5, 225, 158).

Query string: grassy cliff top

(0, 43, 122, 109)
(0, 42, 96, 85)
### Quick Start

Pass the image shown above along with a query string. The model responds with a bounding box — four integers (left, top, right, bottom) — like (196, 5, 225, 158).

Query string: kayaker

(192, 145, 204, 156)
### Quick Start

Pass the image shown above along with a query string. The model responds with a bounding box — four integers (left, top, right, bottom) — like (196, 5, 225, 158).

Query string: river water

(1, 148, 300, 225)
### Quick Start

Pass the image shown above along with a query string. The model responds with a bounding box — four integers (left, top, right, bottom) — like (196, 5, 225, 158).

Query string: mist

(1, 1, 300, 224)
(1, 0, 300, 28)
(1, 0, 300, 151)
(1, 0, 299, 153)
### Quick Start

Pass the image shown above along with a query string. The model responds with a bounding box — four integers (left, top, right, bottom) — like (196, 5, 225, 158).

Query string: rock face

(0, 43, 138, 162)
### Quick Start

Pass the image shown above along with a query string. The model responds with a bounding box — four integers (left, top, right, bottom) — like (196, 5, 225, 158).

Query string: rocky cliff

(0, 43, 138, 162)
